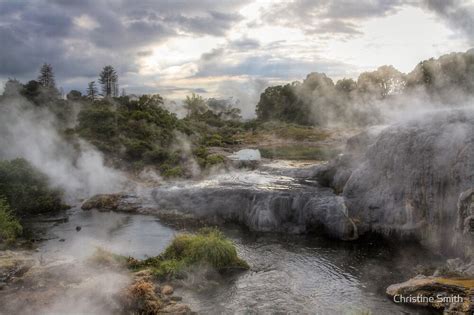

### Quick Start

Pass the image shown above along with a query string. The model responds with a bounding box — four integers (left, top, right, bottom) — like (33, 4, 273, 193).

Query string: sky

(0, 0, 473, 115)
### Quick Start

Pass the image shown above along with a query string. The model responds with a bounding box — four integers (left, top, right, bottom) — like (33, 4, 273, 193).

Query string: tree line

(256, 49, 474, 126)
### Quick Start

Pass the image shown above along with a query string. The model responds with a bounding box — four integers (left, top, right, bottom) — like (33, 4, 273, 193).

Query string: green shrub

(0, 199, 22, 243)
(161, 166, 184, 178)
(0, 158, 67, 216)
(205, 133, 223, 146)
(205, 154, 225, 166)
(134, 228, 249, 280)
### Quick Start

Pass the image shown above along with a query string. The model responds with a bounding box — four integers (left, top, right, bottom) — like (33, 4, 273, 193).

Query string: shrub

(120, 279, 162, 314)
(161, 166, 184, 178)
(0, 158, 66, 216)
(205, 154, 225, 166)
(205, 134, 223, 146)
(0, 199, 22, 243)
(135, 228, 249, 280)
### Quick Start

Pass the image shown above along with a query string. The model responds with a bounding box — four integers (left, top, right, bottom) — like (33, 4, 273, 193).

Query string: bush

(0, 199, 22, 243)
(0, 158, 66, 216)
(161, 166, 184, 178)
(135, 228, 249, 280)
(205, 154, 225, 166)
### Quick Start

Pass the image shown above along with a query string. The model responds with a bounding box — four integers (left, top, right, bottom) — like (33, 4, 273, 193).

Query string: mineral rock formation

(317, 109, 474, 256)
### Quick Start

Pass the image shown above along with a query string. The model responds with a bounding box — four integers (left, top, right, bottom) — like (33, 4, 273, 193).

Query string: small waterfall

(150, 171, 357, 240)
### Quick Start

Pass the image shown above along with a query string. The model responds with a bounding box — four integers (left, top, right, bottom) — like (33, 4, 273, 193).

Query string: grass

(0, 198, 23, 243)
(260, 145, 340, 160)
(138, 227, 249, 279)
(236, 122, 330, 145)
(119, 278, 162, 314)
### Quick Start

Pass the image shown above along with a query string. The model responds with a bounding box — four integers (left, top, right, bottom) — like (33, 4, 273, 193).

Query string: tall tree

(37, 63, 56, 89)
(98, 65, 118, 97)
(183, 93, 207, 118)
(87, 81, 98, 100)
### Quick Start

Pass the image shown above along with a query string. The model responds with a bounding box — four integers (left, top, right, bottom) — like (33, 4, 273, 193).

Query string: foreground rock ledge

(386, 276, 474, 314)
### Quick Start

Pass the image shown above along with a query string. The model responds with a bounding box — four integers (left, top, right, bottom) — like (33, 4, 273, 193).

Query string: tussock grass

(136, 227, 249, 279)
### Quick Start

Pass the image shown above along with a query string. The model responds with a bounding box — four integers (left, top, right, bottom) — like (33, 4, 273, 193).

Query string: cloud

(229, 37, 261, 50)
(422, 0, 474, 44)
(261, 0, 405, 36)
(195, 47, 354, 81)
(0, 0, 247, 81)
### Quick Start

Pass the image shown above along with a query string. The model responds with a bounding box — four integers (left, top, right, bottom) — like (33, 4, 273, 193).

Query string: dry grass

(119, 278, 162, 314)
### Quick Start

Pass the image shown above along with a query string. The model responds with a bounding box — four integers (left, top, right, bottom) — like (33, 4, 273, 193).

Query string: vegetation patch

(0, 199, 23, 243)
(259, 145, 340, 161)
(119, 278, 162, 314)
(135, 228, 249, 279)
(0, 158, 67, 216)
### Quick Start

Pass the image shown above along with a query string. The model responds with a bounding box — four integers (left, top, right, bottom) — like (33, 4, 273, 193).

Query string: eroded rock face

(318, 109, 474, 255)
(81, 193, 143, 212)
(386, 276, 474, 314)
(151, 184, 357, 240)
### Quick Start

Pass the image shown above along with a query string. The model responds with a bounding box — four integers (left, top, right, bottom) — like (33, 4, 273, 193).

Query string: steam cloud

(0, 96, 125, 200)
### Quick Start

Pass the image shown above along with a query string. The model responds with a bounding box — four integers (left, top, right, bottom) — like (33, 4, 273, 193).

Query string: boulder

(316, 109, 474, 256)
(81, 193, 143, 212)
(81, 194, 122, 210)
(386, 276, 474, 314)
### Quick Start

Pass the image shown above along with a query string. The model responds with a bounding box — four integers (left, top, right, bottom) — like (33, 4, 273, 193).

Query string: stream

(19, 162, 442, 314)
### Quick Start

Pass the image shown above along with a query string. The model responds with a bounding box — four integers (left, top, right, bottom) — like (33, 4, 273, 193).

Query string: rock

(170, 296, 182, 301)
(159, 303, 191, 314)
(81, 194, 122, 211)
(447, 258, 465, 271)
(316, 109, 474, 256)
(58, 239, 65, 242)
(75, 226, 81, 232)
(386, 276, 474, 314)
(151, 180, 358, 240)
(161, 284, 174, 295)
(81, 193, 143, 212)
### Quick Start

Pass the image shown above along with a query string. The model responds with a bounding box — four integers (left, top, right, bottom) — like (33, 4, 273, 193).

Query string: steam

(0, 96, 125, 200)
(216, 78, 268, 119)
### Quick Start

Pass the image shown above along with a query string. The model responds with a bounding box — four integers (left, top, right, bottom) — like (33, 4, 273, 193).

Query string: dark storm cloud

(262, 0, 405, 36)
(423, 0, 474, 44)
(0, 0, 247, 81)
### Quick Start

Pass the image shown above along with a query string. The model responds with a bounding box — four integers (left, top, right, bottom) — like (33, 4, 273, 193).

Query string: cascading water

(150, 169, 357, 240)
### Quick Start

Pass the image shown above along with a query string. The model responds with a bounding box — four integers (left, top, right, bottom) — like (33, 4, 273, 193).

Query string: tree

(357, 65, 405, 99)
(98, 65, 118, 97)
(183, 93, 208, 118)
(22, 80, 41, 100)
(87, 81, 98, 100)
(38, 63, 56, 89)
(3, 79, 23, 97)
(207, 98, 242, 121)
(67, 90, 82, 101)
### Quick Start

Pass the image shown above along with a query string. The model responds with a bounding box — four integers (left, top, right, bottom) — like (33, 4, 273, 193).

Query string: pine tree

(98, 65, 118, 97)
(87, 81, 98, 100)
(38, 63, 56, 89)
